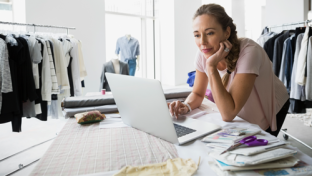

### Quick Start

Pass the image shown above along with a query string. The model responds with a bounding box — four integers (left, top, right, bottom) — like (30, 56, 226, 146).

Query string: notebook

(202, 128, 261, 144)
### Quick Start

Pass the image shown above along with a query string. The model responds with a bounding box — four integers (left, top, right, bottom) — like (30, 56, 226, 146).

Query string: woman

(168, 4, 289, 137)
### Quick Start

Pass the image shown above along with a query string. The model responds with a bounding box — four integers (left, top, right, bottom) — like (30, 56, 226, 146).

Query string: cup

(101, 89, 106, 95)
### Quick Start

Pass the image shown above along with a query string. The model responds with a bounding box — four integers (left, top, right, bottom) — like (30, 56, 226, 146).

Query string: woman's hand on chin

(206, 40, 232, 68)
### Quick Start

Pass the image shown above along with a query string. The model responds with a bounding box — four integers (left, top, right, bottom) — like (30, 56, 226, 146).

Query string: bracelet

(183, 102, 192, 112)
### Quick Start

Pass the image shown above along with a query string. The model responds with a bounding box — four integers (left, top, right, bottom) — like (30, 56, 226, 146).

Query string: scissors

(220, 136, 268, 155)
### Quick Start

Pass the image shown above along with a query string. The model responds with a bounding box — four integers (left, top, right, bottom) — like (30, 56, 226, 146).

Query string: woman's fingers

(169, 101, 176, 116)
(174, 101, 182, 118)
(222, 40, 232, 57)
(217, 42, 225, 55)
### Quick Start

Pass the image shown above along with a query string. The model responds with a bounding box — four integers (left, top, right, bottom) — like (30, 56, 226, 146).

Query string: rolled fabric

(62, 88, 193, 108)
(63, 104, 118, 118)
(163, 87, 192, 99)
(63, 94, 115, 108)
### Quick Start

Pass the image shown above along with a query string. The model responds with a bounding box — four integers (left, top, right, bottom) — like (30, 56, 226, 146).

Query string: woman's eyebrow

(205, 28, 215, 31)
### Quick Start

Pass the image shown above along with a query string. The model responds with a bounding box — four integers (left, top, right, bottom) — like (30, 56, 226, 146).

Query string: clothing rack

(268, 19, 312, 31)
(267, 19, 312, 151)
(0, 21, 76, 34)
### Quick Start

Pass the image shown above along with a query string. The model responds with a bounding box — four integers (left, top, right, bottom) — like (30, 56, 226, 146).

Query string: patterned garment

(30, 118, 178, 176)
(0, 38, 13, 114)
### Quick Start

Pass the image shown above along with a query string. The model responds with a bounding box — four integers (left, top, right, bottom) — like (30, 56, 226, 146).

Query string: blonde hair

(193, 4, 240, 87)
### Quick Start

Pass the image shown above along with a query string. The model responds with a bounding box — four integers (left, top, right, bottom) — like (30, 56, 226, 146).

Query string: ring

(224, 48, 230, 52)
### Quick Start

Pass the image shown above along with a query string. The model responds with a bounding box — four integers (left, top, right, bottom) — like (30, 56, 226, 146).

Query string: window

(104, 0, 159, 79)
(0, 2, 13, 31)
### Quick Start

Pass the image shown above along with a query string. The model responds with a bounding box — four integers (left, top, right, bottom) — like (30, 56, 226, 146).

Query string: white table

(81, 112, 312, 176)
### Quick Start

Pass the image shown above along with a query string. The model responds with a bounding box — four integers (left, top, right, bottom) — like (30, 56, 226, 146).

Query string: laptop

(106, 73, 221, 145)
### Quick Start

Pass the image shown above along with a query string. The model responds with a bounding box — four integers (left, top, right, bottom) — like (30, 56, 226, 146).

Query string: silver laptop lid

(106, 73, 179, 144)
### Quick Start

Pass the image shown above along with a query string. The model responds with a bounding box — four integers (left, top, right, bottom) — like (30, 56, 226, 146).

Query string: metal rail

(0, 21, 75, 34)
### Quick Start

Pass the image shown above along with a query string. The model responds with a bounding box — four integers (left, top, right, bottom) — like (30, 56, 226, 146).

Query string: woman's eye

(194, 34, 200, 38)
(207, 32, 214, 35)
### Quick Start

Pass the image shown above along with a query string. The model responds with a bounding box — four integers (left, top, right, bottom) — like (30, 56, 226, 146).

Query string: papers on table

(207, 136, 284, 156)
(202, 128, 261, 144)
(99, 114, 128, 129)
(208, 148, 297, 166)
(215, 156, 299, 171)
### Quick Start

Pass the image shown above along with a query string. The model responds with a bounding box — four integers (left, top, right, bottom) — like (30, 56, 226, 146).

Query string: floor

(0, 90, 312, 175)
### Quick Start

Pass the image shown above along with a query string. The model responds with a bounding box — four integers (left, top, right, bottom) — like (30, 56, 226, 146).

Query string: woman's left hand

(206, 40, 232, 68)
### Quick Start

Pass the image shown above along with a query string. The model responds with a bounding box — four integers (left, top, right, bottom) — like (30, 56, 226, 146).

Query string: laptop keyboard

(173, 123, 196, 138)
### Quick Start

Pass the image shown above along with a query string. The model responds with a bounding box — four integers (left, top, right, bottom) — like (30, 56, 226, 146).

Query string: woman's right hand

(167, 101, 190, 119)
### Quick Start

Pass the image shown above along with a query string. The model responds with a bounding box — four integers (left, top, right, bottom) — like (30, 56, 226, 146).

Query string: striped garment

(46, 40, 59, 94)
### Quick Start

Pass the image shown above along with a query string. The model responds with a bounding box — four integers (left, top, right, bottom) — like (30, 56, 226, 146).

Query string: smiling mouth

(202, 48, 212, 53)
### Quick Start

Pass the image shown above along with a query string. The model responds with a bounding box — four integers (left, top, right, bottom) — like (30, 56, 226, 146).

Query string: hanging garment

(35, 40, 48, 121)
(100, 60, 129, 91)
(306, 36, 312, 100)
(67, 56, 74, 96)
(17, 37, 38, 102)
(25, 35, 42, 89)
(257, 32, 276, 48)
(0, 38, 13, 114)
(115, 36, 140, 63)
(77, 40, 87, 79)
(46, 41, 59, 94)
(263, 32, 283, 61)
(0, 35, 22, 132)
(290, 33, 305, 100)
(291, 27, 306, 60)
(284, 36, 294, 92)
(22, 35, 43, 118)
(50, 37, 70, 90)
(69, 38, 82, 96)
(278, 37, 290, 86)
(295, 27, 311, 85)
(38, 39, 52, 103)
(273, 31, 290, 77)
(48, 40, 59, 118)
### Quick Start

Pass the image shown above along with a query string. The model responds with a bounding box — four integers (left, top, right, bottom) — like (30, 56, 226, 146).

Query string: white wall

(26, 0, 106, 95)
(265, 0, 308, 30)
(174, 0, 202, 85)
(231, 0, 245, 38)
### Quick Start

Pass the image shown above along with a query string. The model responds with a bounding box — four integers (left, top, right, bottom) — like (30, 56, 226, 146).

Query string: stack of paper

(203, 127, 300, 172)
(99, 114, 129, 129)
(202, 128, 262, 145)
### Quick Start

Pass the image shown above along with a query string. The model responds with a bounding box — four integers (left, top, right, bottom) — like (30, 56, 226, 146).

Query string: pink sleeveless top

(195, 38, 289, 131)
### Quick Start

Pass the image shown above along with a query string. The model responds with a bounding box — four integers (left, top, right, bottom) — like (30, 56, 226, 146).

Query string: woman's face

(193, 14, 230, 58)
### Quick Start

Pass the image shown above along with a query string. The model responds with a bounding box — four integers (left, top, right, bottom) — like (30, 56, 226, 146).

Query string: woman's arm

(208, 67, 256, 122)
(185, 70, 208, 109)
(205, 41, 257, 122)
(169, 69, 208, 118)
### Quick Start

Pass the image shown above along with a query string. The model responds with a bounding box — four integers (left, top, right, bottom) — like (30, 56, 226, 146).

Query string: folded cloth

(62, 88, 193, 108)
(75, 110, 106, 124)
(114, 158, 198, 176)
